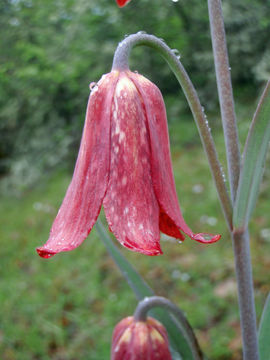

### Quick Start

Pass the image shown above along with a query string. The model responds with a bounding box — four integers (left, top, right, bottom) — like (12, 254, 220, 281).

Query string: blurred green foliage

(0, 0, 269, 192)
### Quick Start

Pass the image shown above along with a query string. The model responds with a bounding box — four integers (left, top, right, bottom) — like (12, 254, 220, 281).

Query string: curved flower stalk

(116, 0, 131, 7)
(111, 316, 172, 360)
(37, 70, 220, 259)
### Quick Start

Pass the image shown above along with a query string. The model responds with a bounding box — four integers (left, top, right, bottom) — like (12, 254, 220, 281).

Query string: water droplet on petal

(89, 82, 97, 91)
(137, 30, 147, 35)
(192, 233, 221, 244)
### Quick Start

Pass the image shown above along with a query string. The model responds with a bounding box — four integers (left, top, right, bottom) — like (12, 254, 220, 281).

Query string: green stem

(232, 229, 259, 360)
(134, 296, 203, 360)
(112, 33, 232, 229)
(208, 0, 240, 202)
(208, 1, 259, 359)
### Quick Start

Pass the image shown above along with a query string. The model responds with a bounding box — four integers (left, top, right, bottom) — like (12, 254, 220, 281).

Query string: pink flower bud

(37, 70, 220, 258)
(111, 316, 172, 360)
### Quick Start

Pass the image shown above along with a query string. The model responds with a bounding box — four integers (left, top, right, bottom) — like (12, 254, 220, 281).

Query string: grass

(1, 96, 270, 360)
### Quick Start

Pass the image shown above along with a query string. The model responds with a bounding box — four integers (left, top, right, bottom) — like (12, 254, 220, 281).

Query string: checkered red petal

(37, 72, 119, 258)
(103, 73, 162, 255)
(129, 71, 220, 245)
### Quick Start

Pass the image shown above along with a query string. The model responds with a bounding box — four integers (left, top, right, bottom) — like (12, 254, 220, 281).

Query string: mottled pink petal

(129, 71, 220, 244)
(147, 319, 172, 360)
(37, 72, 119, 258)
(103, 74, 162, 256)
(159, 208, 185, 240)
(111, 317, 133, 349)
(111, 317, 172, 360)
(129, 322, 152, 359)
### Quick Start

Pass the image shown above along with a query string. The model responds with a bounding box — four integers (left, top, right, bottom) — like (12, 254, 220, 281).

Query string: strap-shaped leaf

(95, 220, 203, 360)
(96, 219, 153, 299)
(258, 293, 270, 360)
(234, 80, 270, 229)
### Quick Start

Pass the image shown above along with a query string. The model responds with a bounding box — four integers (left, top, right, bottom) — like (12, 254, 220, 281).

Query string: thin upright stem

(233, 229, 259, 360)
(208, 0, 241, 202)
(112, 33, 232, 229)
(208, 1, 259, 359)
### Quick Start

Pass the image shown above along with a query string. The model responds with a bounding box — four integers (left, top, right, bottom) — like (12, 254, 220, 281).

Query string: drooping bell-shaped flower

(111, 316, 172, 360)
(37, 70, 220, 258)
(116, 0, 131, 7)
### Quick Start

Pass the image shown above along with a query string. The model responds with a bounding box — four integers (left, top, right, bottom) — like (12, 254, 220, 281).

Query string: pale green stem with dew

(208, 1, 259, 359)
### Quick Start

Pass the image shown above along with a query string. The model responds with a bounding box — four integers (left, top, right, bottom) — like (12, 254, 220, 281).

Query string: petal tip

(140, 248, 163, 256)
(192, 233, 221, 244)
(122, 241, 163, 256)
(36, 247, 57, 259)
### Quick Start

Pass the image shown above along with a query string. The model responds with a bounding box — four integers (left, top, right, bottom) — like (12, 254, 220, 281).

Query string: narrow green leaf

(149, 307, 204, 360)
(95, 219, 153, 300)
(258, 293, 270, 360)
(234, 80, 270, 228)
(95, 220, 203, 360)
